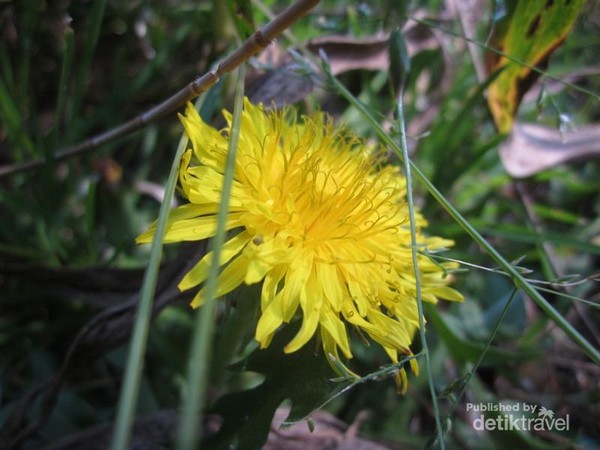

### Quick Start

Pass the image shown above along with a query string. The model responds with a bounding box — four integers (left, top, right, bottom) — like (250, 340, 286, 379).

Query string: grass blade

(176, 64, 247, 450)
(50, 25, 74, 152)
(392, 52, 446, 448)
(68, 0, 107, 136)
(109, 105, 196, 450)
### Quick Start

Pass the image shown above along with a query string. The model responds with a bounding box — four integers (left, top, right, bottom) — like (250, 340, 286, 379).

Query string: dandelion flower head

(137, 99, 463, 391)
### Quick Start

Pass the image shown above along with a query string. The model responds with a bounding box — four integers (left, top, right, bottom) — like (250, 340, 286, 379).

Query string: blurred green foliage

(1, 1, 599, 449)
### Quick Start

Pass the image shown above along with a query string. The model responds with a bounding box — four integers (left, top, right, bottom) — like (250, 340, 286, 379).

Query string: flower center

(242, 142, 406, 267)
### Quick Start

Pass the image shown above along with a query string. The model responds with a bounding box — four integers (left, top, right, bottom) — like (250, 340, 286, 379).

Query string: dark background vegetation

(1, 0, 599, 449)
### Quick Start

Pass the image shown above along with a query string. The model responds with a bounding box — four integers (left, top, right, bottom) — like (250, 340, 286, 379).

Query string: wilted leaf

(500, 122, 600, 177)
(486, 0, 585, 133)
(307, 34, 391, 75)
(247, 63, 317, 108)
(247, 22, 441, 107)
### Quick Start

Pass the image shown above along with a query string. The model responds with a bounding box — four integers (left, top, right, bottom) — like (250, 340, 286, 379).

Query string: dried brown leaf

(247, 20, 441, 107)
(500, 122, 600, 177)
(307, 34, 390, 75)
(265, 408, 393, 450)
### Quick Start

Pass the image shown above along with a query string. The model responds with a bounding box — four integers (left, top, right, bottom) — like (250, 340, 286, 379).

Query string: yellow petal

(284, 268, 323, 353)
(242, 238, 275, 285)
(319, 306, 352, 359)
(160, 212, 243, 243)
(135, 203, 223, 245)
(190, 254, 249, 308)
(346, 277, 369, 317)
(426, 286, 464, 302)
(410, 358, 419, 376)
(319, 263, 344, 312)
(320, 326, 358, 378)
(369, 308, 413, 352)
(395, 368, 409, 395)
(260, 265, 286, 311)
(179, 103, 227, 166)
(342, 301, 406, 352)
(280, 255, 312, 322)
(178, 231, 250, 291)
(255, 290, 285, 347)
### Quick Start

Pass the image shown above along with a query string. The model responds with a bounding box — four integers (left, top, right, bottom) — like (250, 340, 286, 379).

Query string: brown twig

(0, 0, 321, 180)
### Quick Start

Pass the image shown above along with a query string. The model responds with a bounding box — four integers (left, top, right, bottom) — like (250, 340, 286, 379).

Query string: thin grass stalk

(534, 286, 600, 309)
(109, 110, 196, 450)
(68, 0, 107, 132)
(50, 26, 74, 153)
(443, 288, 519, 428)
(394, 91, 446, 448)
(325, 68, 600, 366)
(0, 77, 35, 158)
(176, 64, 247, 450)
(309, 355, 419, 416)
(16, 1, 37, 113)
(0, 36, 15, 89)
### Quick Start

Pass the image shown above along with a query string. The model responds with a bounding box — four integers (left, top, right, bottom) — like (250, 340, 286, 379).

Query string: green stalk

(0, 76, 35, 159)
(176, 64, 247, 450)
(326, 68, 600, 366)
(395, 91, 446, 449)
(109, 113, 195, 450)
(68, 0, 107, 134)
(16, 0, 40, 116)
(50, 26, 74, 152)
(444, 288, 519, 428)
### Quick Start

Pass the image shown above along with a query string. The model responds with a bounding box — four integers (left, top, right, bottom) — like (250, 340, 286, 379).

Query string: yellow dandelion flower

(137, 98, 463, 392)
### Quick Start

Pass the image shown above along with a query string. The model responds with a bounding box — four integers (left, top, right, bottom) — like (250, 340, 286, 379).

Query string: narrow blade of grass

(393, 62, 447, 449)
(175, 64, 247, 450)
(0, 76, 35, 159)
(50, 26, 74, 152)
(68, 0, 107, 137)
(109, 99, 198, 450)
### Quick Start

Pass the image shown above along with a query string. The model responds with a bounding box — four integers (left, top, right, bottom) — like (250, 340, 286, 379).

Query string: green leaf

(486, 0, 585, 133)
(205, 324, 341, 450)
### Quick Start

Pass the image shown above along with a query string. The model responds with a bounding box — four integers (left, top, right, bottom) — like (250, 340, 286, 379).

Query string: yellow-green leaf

(486, 0, 584, 133)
